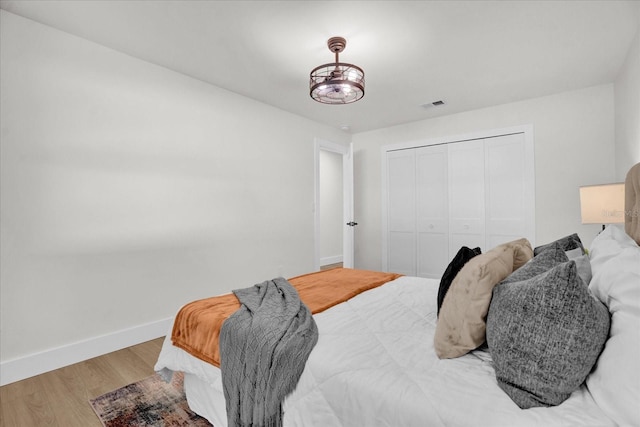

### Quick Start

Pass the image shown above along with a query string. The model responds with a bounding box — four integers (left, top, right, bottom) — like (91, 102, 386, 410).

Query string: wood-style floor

(0, 337, 164, 427)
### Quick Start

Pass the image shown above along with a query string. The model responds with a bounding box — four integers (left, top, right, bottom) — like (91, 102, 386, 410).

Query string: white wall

(353, 85, 616, 271)
(0, 10, 349, 378)
(319, 150, 343, 265)
(614, 16, 640, 181)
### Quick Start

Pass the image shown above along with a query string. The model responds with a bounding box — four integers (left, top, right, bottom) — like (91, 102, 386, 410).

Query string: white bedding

(155, 275, 615, 427)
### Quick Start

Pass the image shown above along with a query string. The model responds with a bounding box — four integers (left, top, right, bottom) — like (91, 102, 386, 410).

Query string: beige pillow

(434, 238, 533, 359)
(512, 238, 533, 270)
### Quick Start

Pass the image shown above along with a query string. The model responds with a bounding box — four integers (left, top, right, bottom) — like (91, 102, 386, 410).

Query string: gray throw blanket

(220, 277, 318, 427)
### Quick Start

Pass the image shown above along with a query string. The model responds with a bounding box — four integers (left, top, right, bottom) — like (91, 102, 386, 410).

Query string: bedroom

(1, 0, 639, 425)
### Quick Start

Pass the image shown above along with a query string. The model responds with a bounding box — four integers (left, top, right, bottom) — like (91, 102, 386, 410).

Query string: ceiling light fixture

(310, 37, 365, 104)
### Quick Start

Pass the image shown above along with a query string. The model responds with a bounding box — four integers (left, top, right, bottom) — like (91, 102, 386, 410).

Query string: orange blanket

(171, 268, 402, 367)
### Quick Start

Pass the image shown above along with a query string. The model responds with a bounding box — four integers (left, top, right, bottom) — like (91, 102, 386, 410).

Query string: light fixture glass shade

(310, 63, 365, 104)
(579, 183, 625, 224)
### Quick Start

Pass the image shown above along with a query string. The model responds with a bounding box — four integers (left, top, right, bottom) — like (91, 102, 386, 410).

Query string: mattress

(155, 275, 614, 427)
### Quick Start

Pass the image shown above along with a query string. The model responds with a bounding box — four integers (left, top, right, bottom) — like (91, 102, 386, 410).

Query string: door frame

(314, 138, 354, 270)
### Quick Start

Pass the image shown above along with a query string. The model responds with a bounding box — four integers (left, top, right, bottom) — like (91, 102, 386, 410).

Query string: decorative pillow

(564, 245, 592, 285)
(589, 225, 638, 271)
(533, 233, 585, 256)
(573, 255, 592, 285)
(586, 225, 640, 427)
(511, 239, 533, 271)
(436, 246, 481, 316)
(564, 247, 582, 259)
(501, 242, 567, 285)
(487, 261, 610, 409)
(434, 238, 533, 359)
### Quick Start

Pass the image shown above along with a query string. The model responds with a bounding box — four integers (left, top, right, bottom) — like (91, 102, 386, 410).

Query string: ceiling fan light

(310, 37, 365, 104)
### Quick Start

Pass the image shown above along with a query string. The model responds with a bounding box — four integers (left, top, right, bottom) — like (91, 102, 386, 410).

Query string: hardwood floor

(0, 337, 164, 427)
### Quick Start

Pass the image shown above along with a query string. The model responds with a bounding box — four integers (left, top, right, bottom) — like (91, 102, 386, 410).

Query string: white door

(381, 126, 535, 277)
(314, 139, 354, 270)
(448, 139, 486, 254)
(386, 149, 416, 276)
(484, 133, 534, 248)
(416, 144, 449, 278)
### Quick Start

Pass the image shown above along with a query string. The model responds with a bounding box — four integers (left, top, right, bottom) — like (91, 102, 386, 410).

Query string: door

(381, 125, 535, 277)
(448, 139, 486, 253)
(416, 144, 449, 278)
(314, 139, 355, 270)
(386, 149, 416, 276)
(484, 133, 534, 248)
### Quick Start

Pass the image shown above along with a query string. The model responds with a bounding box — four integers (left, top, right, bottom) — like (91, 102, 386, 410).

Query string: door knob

(346, 221, 359, 227)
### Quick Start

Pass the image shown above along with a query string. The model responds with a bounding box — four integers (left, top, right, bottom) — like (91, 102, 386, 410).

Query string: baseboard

(320, 255, 343, 266)
(0, 317, 172, 386)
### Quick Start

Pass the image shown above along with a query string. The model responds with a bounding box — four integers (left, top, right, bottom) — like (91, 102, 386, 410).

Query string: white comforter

(155, 276, 615, 427)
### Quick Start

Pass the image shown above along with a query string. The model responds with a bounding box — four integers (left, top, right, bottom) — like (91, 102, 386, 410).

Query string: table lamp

(579, 183, 625, 230)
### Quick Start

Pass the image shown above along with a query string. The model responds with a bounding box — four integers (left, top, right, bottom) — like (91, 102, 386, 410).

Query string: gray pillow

(487, 261, 610, 409)
(533, 233, 585, 256)
(502, 242, 568, 285)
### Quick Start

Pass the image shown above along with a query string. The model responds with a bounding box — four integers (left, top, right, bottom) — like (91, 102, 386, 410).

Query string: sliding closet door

(484, 133, 533, 248)
(416, 145, 449, 278)
(448, 140, 485, 254)
(382, 126, 535, 278)
(387, 150, 416, 276)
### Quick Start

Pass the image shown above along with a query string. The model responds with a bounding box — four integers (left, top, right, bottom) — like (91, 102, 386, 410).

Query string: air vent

(420, 100, 446, 109)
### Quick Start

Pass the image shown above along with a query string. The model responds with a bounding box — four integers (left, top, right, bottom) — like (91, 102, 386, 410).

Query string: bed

(155, 163, 640, 427)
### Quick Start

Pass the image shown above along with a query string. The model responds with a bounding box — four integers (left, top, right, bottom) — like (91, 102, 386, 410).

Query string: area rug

(89, 371, 213, 426)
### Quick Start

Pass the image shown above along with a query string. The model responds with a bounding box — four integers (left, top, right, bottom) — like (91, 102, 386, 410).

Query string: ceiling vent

(420, 100, 445, 109)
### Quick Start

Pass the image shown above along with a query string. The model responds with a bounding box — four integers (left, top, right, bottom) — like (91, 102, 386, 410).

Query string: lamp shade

(579, 183, 625, 224)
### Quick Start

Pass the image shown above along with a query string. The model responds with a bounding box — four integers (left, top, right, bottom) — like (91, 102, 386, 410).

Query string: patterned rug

(89, 371, 213, 426)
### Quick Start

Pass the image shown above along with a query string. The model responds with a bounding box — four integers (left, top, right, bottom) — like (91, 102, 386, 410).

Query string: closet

(382, 128, 535, 278)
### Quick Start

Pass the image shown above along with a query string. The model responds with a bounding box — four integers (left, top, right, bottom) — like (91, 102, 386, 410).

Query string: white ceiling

(1, 0, 638, 134)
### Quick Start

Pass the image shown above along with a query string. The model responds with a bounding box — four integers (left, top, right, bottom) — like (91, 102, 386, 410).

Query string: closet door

(382, 126, 535, 277)
(416, 145, 449, 278)
(485, 133, 533, 248)
(448, 140, 485, 254)
(387, 150, 416, 276)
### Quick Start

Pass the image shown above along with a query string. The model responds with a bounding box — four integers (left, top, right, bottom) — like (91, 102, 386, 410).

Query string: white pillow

(586, 225, 640, 427)
(589, 225, 638, 271)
